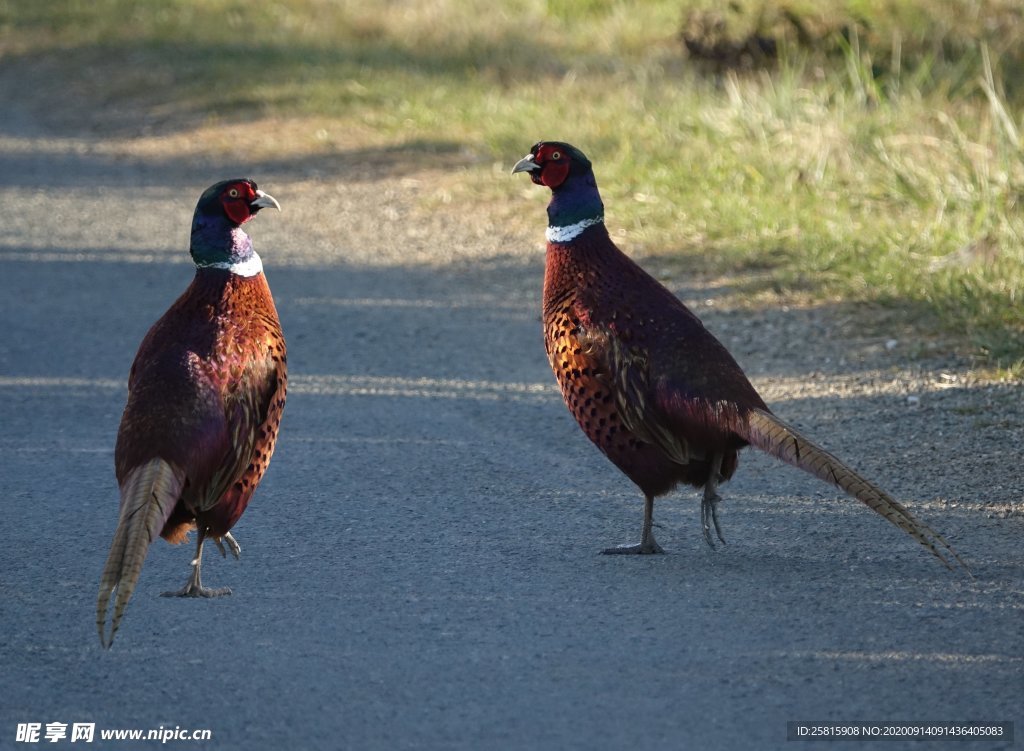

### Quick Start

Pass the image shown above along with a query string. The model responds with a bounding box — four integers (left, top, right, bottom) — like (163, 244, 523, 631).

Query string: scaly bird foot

(214, 532, 241, 560)
(701, 491, 727, 549)
(604, 495, 665, 554)
(160, 583, 232, 598)
(160, 542, 232, 597)
(601, 536, 665, 555)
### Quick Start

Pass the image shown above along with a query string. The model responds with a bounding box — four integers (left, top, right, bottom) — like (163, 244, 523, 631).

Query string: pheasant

(513, 141, 965, 569)
(96, 179, 288, 648)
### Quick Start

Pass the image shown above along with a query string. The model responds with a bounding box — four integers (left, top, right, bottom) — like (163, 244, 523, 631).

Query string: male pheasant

(96, 179, 288, 648)
(513, 141, 965, 569)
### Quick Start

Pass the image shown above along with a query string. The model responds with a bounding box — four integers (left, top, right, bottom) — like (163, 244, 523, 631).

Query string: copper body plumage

(96, 179, 287, 647)
(115, 271, 287, 542)
(544, 232, 760, 500)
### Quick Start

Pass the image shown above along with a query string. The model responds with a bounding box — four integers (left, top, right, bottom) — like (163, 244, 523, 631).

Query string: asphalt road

(0, 109, 1021, 750)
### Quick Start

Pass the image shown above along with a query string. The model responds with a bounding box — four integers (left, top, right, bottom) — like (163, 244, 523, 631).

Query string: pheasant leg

(602, 494, 665, 554)
(701, 453, 727, 548)
(161, 534, 232, 597)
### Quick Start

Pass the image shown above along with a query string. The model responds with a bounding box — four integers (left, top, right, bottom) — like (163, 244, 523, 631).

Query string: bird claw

(701, 491, 727, 549)
(214, 532, 241, 560)
(160, 584, 232, 598)
(604, 494, 666, 554)
(160, 534, 234, 597)
(601, 538, 665, 555)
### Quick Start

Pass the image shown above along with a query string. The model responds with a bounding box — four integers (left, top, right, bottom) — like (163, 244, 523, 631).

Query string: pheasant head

(190, 178, 281, 275)
(513, 141, 604, 243)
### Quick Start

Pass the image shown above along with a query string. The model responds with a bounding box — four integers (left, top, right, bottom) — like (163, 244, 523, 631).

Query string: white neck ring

(197, 252, 263, 277)
(546, 217, 603, 243)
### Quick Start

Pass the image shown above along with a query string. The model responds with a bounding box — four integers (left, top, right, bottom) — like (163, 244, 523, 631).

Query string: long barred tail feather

(742, 408, 969, 573)
(96, 459, 186, 648)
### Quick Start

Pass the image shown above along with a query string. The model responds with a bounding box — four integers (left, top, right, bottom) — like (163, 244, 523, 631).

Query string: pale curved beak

(250, 190, 281, 212)
(511, 154, 540, 175)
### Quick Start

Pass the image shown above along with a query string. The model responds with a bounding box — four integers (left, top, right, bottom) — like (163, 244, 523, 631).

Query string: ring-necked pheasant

(96, 179, 288, 648)
(513, 141, 965, 570)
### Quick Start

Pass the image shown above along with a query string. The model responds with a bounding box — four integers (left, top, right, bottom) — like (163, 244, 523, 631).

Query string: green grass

(2, 0, 1023, 369)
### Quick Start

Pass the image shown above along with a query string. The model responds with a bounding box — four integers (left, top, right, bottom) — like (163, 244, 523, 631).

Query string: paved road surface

(0, 105, 1021, 750)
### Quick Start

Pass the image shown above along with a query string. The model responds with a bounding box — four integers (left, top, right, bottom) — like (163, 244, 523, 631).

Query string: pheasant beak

(511, 154, 540, 175)
(249, 190, 281, 212)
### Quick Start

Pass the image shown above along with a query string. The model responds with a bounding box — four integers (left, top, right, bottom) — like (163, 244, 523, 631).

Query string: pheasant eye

(551, 151, 562, 160)
(228, 188, 240, 198)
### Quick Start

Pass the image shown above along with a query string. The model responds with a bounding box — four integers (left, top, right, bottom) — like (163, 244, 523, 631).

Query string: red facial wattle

(540, 160, 570, 189)
(221, 183, 258, 225)
(223, 200, 251, 225)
